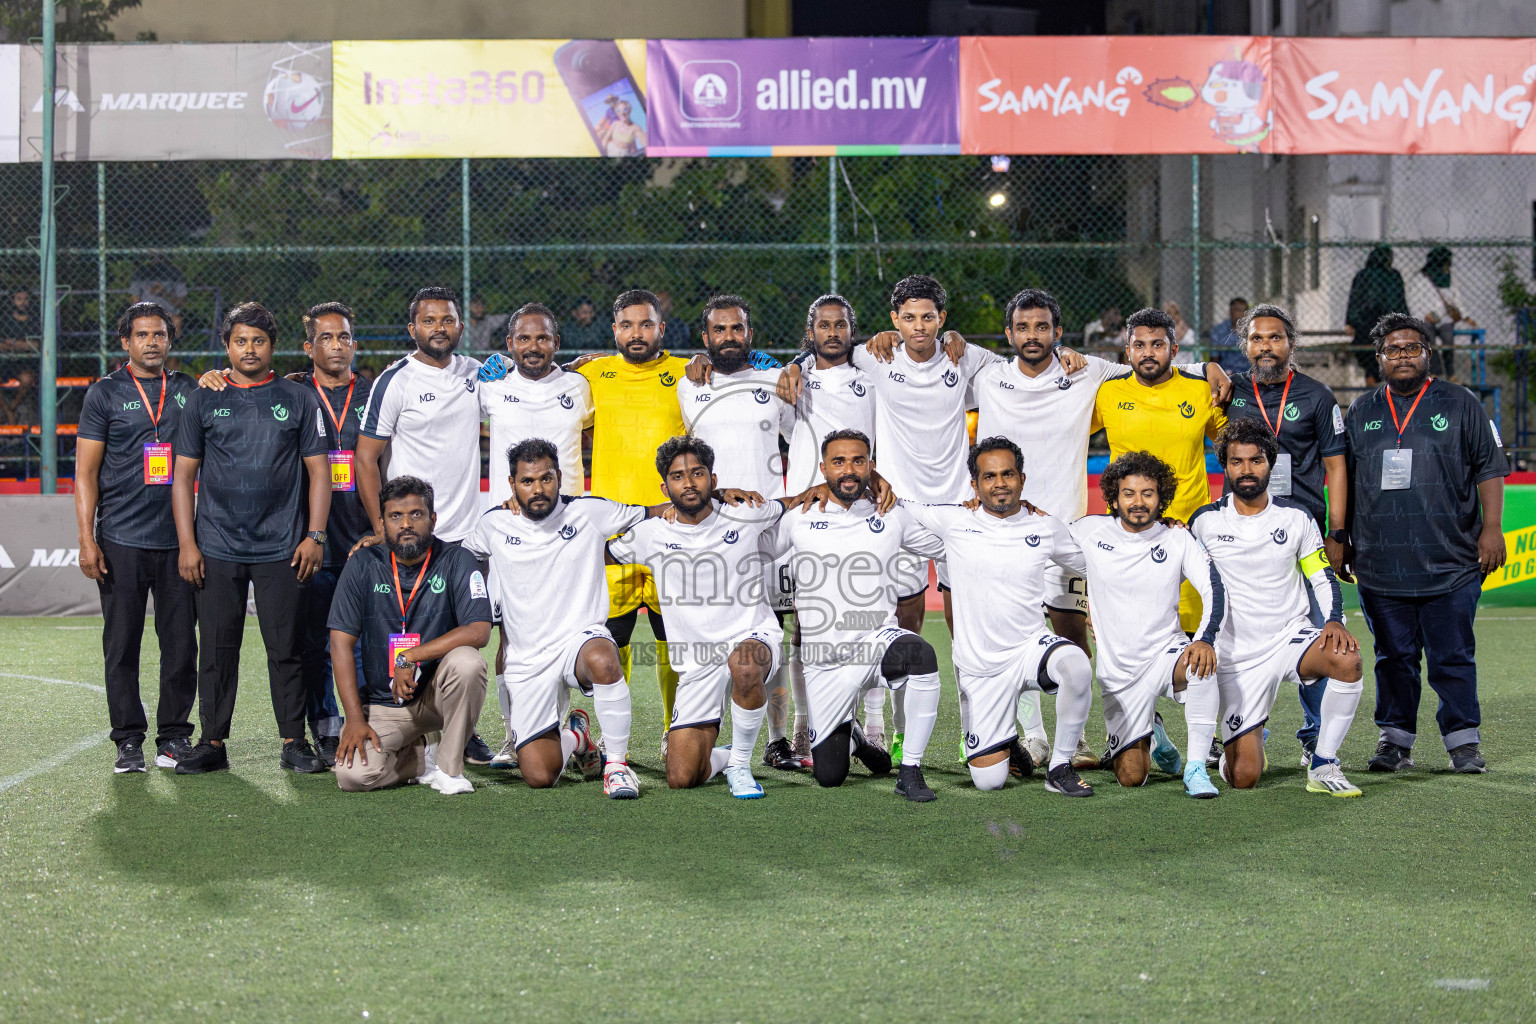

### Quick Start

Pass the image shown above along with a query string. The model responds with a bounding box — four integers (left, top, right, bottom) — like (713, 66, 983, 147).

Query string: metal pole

(460, 157, 471, 330)
(97, 161, 106, 376)
(1190, 154, 1202, 360)
(828, 154, 838, 294)
(38, 0, 57, 492)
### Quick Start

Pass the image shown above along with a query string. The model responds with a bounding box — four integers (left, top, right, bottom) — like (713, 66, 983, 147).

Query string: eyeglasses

(1380, 342, 1427, 360)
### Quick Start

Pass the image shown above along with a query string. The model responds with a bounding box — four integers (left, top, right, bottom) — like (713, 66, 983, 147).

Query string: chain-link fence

(0, 152, 1532, 475)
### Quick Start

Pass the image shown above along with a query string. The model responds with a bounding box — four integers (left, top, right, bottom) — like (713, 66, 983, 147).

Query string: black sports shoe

(175, 741, 229, 775)
(852, 727, 892, 777)
(1367, 740, 1414, 773)
(1044, 762, 1094, 797)
(761, 737, 802, 771)
(463, 732, 494, 766)
(1007, 738, 1034, 779)
(1448, 743, 1487, 774)
(113, 740, 146, 774)
(1205, 736, 1222, 769)
(154, 736, 193, 769)
(280, 738, 328, 774)
(894, 763, 936, 802)
(315, 735, 340, 768)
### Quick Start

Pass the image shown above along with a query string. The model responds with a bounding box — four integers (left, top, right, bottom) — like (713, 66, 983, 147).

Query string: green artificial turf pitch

(2, 610, 1533, 1023)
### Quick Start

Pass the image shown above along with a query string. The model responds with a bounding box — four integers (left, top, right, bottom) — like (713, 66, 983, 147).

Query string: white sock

(1045, 647, 1094, 769)
(1315, 679, 1363, 763)
(766, 664, 789, 743)
(729, 700, 766, 769)
(1182, 671, 1219, 769)
(592, 680, 631, 763)
(1016, 688, 1049, 745)
(707, 745, 731, 782)
(968, 758, 1009, 791)
(498, 673, 514, 742)
(862, 687, 885, 735)
(897, 673, 940, 766)
(560, 727, 579, 763)
(789, 644, 808, 733)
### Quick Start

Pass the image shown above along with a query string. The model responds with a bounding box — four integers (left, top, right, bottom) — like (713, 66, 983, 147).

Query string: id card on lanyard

(1381, 380, 1431, 492)
(1251, 372, 1293, 497)
(133, 371, 172, 485)
(316, 375, 357, 492)
(389, 548, 432, 699)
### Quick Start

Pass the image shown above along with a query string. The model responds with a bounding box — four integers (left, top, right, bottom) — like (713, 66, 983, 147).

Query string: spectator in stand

(1, 288, 39, 352)
(129, 261, 189, 317)
(2, 367, 40, 425)
(1344, 246, 1407, 385)
(561, 297, 609, 351)
(1081, 305, 1123, 349)
(1406, 246, 1474, 380)
(1164, 301, 1199, 365)
(465, 296, 509, 352)
(1207, 297, 1250, 375)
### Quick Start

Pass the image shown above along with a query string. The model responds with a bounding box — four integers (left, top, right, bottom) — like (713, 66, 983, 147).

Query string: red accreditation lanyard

(130, 370, 168, 442)
(1385, 379, 1431, 448)
(314, 374, 355, 442)
(391, 548, 433, 633)
(1251, 371, 1292, 439)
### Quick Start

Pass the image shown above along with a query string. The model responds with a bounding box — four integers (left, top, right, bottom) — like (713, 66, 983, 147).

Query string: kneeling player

(763, 429, 946, 802)
(900, 437, 1097, 796)
(465, 439, 650, 799)
(1191, 420, 1364, 796)
(1070, 452, 1226, 797)
(610, 436, 780, 798)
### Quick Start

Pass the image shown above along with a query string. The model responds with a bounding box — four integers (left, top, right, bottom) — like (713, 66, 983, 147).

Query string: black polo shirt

(77, 368, 197, 549)
(175, 374, 327, 564)
(1225, 369, 1346, 531)
(1345, 380, 1510, 596)
(327, 538, 492, 705)
(291, 370, 374, 569)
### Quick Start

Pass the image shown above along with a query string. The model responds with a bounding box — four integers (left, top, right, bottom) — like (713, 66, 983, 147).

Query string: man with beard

(1190, 420, 1365, 796)
(1344, 314, 1508, 775)
(897, 437, 1098, 797)
(609, 436, 782, 798)
(1221, 303, 1349, 766)
(355, 285, 492, 766)
(330, 476, 492, 794)
(760, 429, 947, 802)
(1068, 452, 1224, 796)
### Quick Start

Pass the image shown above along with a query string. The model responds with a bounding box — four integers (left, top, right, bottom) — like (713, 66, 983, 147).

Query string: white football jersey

(610, 501, 784, 680)
(361, 351, 485, 542)
(464, 497, 645, 674)
(973, 354, 1129, 521)
(676, 368, 794, 498)
(1069, 515, 1224, 691)
(900, 502, 1088, 676)
(785, 359, 877, 495)
(480, 366, 593, 504)
(868, 342, 1002, 504)
(762, 498, 943, 666)
(1189, 494, 1340, 666)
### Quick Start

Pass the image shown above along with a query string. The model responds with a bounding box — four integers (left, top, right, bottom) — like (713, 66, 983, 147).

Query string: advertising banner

(961, 36, 1274, 155)
(1270, 38, 1536, 154)
(331, 39, 648, 158)
(646, 36, 959, 156)
(0, 497, 99, 617)
(20, 43, 332, 161)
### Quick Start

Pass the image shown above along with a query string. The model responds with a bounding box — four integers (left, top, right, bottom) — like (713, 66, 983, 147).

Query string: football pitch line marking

(0, 672, 106, 694)
(0, 729, 110, 795)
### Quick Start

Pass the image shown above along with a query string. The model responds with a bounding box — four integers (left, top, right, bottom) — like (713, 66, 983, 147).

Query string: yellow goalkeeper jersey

(576, 351, 690, 507)
(1092, 368, 1226, 523)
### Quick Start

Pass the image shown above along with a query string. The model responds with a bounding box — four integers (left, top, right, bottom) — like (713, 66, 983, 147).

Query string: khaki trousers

(335, 646, 487, 791)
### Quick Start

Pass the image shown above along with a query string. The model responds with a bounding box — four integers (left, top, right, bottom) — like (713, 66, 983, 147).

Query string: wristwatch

(306, 530, 327, 545)
(395, 651, 412, 670)
(1328, 529, 1348, 543)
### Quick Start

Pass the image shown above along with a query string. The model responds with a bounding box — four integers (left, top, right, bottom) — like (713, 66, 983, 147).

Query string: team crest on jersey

(1037, 633, 1057, 646)
(849, 381, 866, 397)
(1150, 544, 1167, 563)
(354, 405, 365, 418)
(464, 378, 476, 393)
(965, 732, 979, 749)
(559, 524, 577, 540)
(1177, 400, 1195, 419)
(271, 403, 289, 422)
(428, 575, 445, 595)
(659, 372, 677, 387)
(942, 369, 960, 388)
(866, 516, 885, 533)
(558, 393, 574, 410)
(753, 389, 770, 404)
(1271, 528, 1287, 544)
(1106, 732, 1120, 751)
(1284, 402, 1300, 421)
(1025, 534, 1041, 547)
(1055, 376, 1072, 390)
(1226, 713, 1244, 732)
(723, 530, 740, 544)
(1431, 413, 1448, 432)
(174, 392, 186, 408)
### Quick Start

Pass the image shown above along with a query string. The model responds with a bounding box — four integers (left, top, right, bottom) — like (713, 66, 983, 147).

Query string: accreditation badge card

(1267, 452, 1292, 496)
(143, 442, 172, 485)
(388, 632, 421, 666)
(329, 449, 355, 491)
(1381, 448, 1412, 490)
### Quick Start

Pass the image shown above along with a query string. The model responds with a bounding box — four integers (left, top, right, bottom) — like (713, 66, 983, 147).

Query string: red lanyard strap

(314, 374, 356, 439)
(130, 370, 168, 442)
(1251, 370, 1292, 438)
(391, 548, 433, 632)
(1385, 379, 1432, 447)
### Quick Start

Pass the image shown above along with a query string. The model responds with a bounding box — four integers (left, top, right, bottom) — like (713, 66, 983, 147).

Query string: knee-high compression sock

(893, 685, 907, 734)
(1046, 648, 1094, 770)
(730, 701, 766, 769)
(898, 673, 941, 767)
(656, 641, 679, 731)
(812, 722, 853, 787)
(789, 644, 808, 734)
(766, 664, 789, 743)
(498, 673, 514, 743)
(1016, 689, 1049, 746)
(1314, 679, 1363, 766)
(592, 680, 632, 763)
(862, 686, 885, 738)
(707, 745, 731, 782)
(969, 758, 1010, 791)
(1183, 671, 1219, 767)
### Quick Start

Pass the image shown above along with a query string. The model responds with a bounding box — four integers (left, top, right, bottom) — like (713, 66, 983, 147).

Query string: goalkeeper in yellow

(1093, 306, 1229, 633)
(574, 289, 691, 754)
